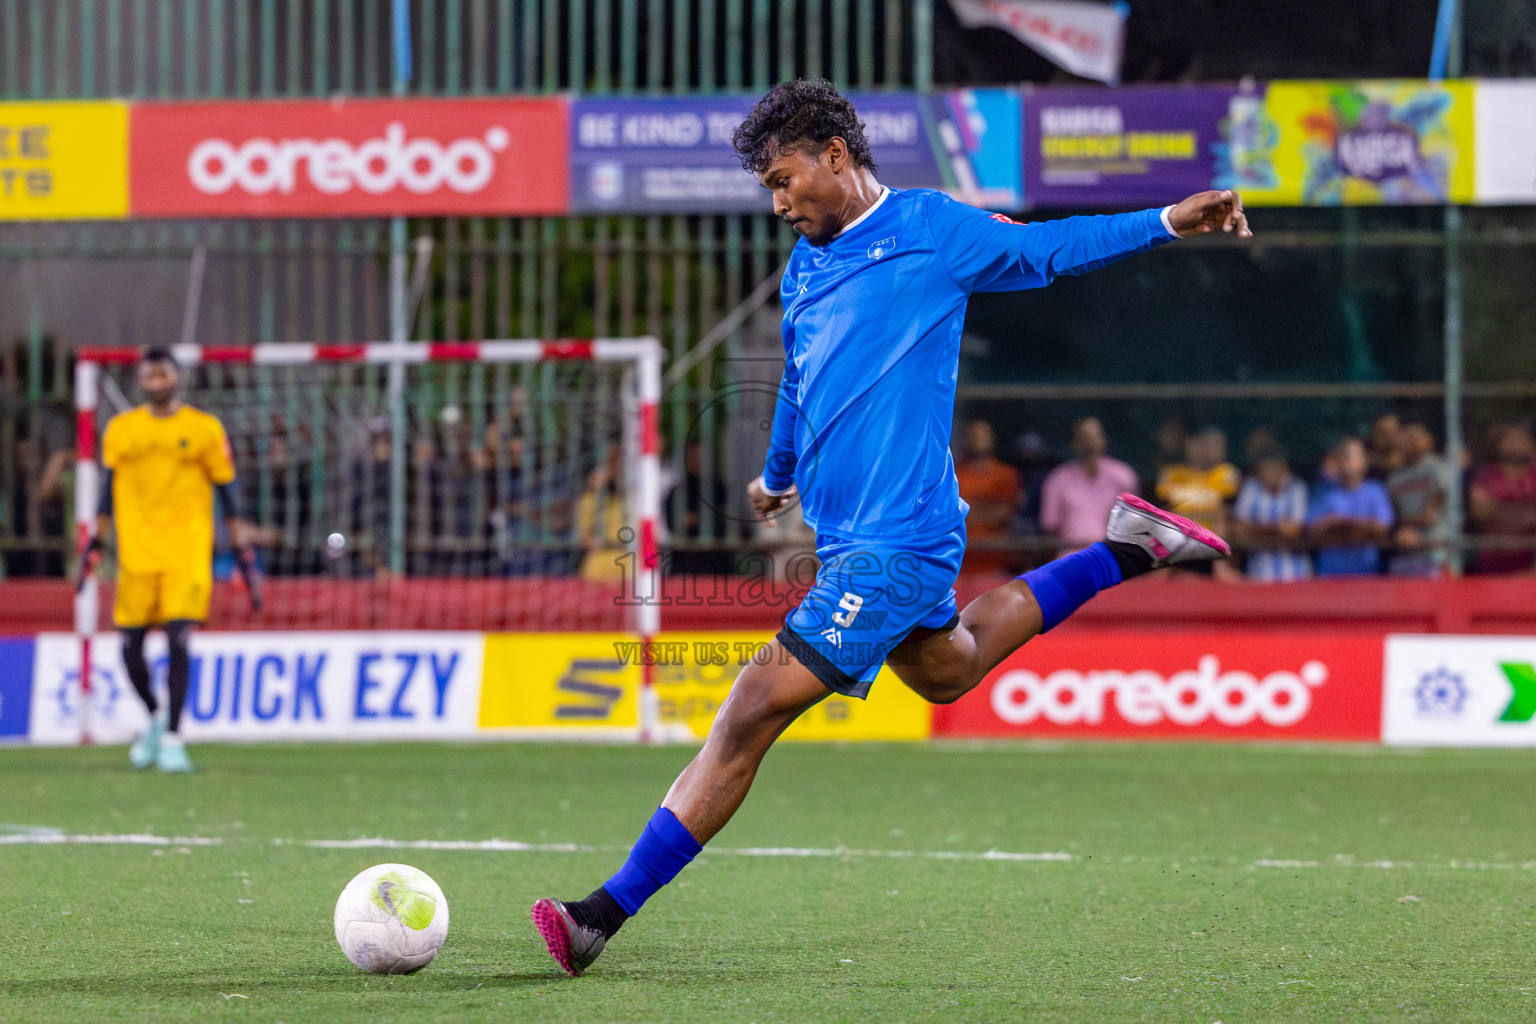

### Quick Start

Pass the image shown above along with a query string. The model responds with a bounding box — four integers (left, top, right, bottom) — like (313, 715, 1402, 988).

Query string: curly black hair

(731, 78, 878, 176)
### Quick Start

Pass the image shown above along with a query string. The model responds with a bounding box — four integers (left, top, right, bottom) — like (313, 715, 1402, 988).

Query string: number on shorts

(833, 591, 864, 627)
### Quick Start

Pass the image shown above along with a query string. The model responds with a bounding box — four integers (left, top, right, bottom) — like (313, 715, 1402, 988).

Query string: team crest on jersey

(866, 236, 896, 260)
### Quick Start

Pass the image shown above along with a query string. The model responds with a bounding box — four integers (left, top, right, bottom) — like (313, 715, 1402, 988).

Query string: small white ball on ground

(333, 863, 449, 974)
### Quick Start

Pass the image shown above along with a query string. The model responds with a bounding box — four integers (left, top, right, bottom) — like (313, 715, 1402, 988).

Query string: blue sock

(1019, 542, 1123, 633)
(603, 806, 703, 916)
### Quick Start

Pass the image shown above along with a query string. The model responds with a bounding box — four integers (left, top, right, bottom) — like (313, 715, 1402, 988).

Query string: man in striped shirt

(1232, 447, 1311, 582)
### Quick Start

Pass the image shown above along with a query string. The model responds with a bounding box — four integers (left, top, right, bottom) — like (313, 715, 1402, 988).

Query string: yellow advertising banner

(1224, 81, 1474, 206)
(480, 632, 932, 741)
(0, 101, 128, 220)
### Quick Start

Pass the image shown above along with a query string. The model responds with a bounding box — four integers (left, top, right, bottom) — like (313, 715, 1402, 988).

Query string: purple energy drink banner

(1023, 85, 1233, 208)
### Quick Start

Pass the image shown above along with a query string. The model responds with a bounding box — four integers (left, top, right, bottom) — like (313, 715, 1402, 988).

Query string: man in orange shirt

(954, 419, 1022, 575)
(88, 348, 250, 773)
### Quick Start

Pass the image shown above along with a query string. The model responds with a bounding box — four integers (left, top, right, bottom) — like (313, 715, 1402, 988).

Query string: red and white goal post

(73, 338, 666, 742)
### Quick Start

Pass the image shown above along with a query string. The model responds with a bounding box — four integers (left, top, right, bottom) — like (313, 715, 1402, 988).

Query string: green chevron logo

(1497, 663, 1536, 723)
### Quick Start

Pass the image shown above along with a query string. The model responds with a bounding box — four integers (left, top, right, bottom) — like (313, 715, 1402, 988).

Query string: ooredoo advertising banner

(1024, 86, 1232, 207)
(129, 98, 567, 217)
(1383, 635, 1536, 746)
(1474, 80, 1536, 204)
(931, 633, 1383, 740)
(569, 91, 1022, 214)
(1222, 80, 1475, 206)
(30, 632, 484, 745)
(0, 101, 128, 220)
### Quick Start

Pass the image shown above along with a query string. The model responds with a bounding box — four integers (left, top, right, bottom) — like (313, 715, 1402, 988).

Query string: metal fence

(3, 0, 1536, 581)
(0, 0, 929, 98)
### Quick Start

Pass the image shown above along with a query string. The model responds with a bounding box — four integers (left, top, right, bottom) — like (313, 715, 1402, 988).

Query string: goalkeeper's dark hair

(140, 345, 179, 368)
(732, 78, 878, 176)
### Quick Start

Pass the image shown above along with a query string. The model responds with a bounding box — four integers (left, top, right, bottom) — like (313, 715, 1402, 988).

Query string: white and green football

(333, 863, 449, 974)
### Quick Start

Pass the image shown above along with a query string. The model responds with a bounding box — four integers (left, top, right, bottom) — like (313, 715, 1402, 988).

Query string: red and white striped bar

(74, 338, 667, 743)
(77, 339, 662, 367)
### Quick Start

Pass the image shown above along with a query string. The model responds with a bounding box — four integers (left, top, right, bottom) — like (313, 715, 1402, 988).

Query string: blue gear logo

(53, 664, 124, 726)
(1413, 666, 1467, 718)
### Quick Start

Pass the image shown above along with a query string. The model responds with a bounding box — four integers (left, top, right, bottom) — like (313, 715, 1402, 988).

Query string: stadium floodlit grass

(4, 742, 1536, 1023)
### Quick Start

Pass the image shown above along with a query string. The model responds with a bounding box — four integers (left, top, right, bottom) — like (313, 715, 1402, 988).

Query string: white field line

(1252, 856, 1536, 871)
(0, 829, 1069, 862)
(0, 831, 223, 847)
(3, 830, 1531, 871)
(305, 837, 1072, 862)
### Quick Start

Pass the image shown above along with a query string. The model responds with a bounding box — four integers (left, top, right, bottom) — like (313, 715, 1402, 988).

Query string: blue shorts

(776, 526, 966, 699)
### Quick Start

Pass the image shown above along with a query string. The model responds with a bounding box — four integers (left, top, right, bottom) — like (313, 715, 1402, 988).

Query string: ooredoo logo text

(187, 122, 512, 197)
(989, 654, 1329, 728)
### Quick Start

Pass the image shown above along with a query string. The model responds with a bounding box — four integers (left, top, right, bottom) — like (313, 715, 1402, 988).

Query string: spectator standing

(1387, 420, 1449, 577)
(1156, 425, 1241, 534)
(1306, 436, 1394, 576)
(1009, 431, 1056, 539)
(577, 445, 628, 583)
(1232, 447, 1310, 582)
(1468, 421, 1536, 574)
(954, 419, 1022, 574)
(667, 440, 734, 574)
(1153, 414, 1189, 472)
(1039, 417, 1138, 558)
(1368, 413, 1403, 481)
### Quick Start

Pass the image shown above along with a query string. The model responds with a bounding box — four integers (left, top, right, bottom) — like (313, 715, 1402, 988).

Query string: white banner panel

(1475, 80, 1536, 204)
(949, 0, 1126, 85)
(30, 632, 483, 745)
(1383, 634, 1536, 746)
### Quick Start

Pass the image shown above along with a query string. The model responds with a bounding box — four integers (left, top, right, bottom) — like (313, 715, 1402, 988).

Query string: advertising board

(479, 631, 931, 741)
(0, 637, 33, 740)
(29, 632, 484, 745)
(1384, 634, 1536, 746)
(1024, 86, 1231, 208)
(130, 98, 567, 217)
(931, 633, 1383, 741)
(1222, 80, 1474, 205)
(570, 91, 1022, 213)
(1474, 80, 1536, 204)
(0, 101, 128, 220)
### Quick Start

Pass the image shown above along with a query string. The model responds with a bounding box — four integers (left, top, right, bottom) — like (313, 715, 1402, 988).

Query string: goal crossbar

(72, 338, 666, 742)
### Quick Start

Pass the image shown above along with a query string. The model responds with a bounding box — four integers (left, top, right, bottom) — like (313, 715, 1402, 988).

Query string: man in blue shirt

(1307, 435, 1394, 575)
(534, 79, 1251, 975)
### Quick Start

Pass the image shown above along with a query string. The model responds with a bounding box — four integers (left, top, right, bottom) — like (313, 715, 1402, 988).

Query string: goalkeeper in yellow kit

(87, 348, 250, 772)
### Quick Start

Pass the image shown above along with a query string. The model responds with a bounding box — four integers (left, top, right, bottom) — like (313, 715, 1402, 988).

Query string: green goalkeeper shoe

(129, 713, 167, 771)
(156, 734, 193, 774)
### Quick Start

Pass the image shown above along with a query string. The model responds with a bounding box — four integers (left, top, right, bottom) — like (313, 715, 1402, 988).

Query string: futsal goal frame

(72, 339, 665, 743)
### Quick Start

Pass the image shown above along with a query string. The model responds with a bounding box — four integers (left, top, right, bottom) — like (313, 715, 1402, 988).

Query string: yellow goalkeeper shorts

(113, 568, 212, 628)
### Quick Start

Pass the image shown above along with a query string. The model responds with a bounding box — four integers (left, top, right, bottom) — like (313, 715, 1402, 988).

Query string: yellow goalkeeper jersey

(102, 404, 235, 576)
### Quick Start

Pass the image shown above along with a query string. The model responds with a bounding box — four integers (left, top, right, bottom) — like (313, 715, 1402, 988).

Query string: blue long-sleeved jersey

(761, 186, 1177, 543)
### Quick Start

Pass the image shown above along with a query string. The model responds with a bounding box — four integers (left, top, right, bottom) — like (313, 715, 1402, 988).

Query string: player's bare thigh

(886, 579, 1046, 705)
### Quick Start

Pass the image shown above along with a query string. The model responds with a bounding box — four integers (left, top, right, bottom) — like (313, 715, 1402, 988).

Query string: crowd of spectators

(5, 402, 1536, 582)
(954, 413, 1536, 581)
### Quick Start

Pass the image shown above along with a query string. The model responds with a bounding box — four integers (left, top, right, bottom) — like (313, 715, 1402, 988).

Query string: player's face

(759, 141, 853, 247)
(137, 359, 181, 406)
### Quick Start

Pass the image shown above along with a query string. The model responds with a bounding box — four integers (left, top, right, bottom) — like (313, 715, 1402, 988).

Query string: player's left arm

(202, 416, 250, 549)
(931, 189, 1250, 293)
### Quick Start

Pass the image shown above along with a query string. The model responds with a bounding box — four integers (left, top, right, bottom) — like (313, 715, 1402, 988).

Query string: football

(333, 863, 450, 974)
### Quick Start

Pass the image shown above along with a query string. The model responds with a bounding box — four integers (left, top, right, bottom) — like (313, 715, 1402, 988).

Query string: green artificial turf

(4, 741, 1536, 1022)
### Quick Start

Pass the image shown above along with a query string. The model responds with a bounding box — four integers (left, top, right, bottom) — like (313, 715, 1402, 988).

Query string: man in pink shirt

(1040, 417, 1141, 557)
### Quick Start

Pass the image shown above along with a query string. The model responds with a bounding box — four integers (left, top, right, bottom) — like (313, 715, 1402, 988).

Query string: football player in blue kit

(534, 79, 1252, 975)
